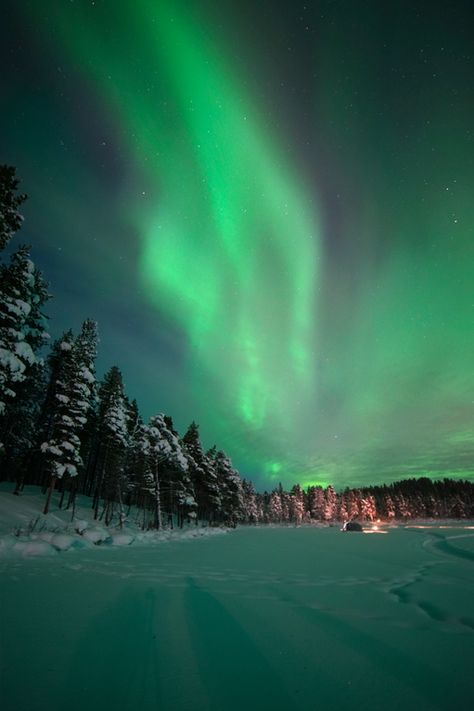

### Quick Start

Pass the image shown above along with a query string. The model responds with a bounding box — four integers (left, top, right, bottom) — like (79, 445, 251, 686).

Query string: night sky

(1, 0, 474, 491)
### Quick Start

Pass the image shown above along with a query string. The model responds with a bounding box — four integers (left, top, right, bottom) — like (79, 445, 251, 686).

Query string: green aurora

(2, 0, 474, 489)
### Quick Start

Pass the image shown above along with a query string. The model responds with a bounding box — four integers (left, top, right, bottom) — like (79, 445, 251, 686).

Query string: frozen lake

(2, 525, 474, 710)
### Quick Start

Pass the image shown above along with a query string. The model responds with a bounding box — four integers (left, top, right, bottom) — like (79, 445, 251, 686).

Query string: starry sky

(1, 0, 474, 491)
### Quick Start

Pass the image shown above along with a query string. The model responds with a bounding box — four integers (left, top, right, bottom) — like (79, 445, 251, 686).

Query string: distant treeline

(255, 478, 474, 524)
(1, 166, 473, 529)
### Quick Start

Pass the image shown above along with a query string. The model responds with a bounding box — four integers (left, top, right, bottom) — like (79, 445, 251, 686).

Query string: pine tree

(214, 449, 243, 525)
(66, 320, 98, 511)
(336, 492, 349, 522)
(182, 422, 220, 524)
(309, 486, 325, 520)
(383, 494, 396, 520)
(360, 493, 377, 521)
(241, 479, 259, 524)
(0, 165, 26, 252)
(163, 415, 197, 527)
(142, 414, 192, 529)
(0, 246, 50, 424)
(41, 331, 94, 513)
(290, 484, 305, 525)
(324, 485, 337, 521)
(280, 491, 291, 523)
(0, 361, 47, 484)
(267, 489, 283, 523)
(346, 489, 361, 520)
(122, 398, 142, 507)
(94, 366, 129, 524)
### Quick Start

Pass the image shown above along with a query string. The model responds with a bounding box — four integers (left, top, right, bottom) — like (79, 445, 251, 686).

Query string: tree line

(255, 478, 474, 525)
(1, 165, 473, 529)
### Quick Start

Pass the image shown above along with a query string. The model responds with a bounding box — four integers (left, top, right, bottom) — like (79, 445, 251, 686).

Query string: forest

(1, 165, 473, 528)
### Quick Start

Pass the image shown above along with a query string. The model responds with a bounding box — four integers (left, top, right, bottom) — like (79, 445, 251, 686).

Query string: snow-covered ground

(1, 488, 474, 710)
(0, 485, 229, 558)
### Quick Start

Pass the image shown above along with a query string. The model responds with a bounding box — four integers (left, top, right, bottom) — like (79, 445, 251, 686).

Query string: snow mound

(82, 527, 110, 545)
(12, 540, 58, 557)
(110, 533, 135, 546)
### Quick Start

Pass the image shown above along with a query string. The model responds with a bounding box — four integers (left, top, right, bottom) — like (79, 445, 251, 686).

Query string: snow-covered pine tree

(290, 484, 305, 525)
(0, 361, 47, 485)
(213, 449, 244, 525)
(163, 415, 197, 527)
(65, 319, 98, 511)
(323, 485, 337, 521)
(121, 398, 142, 507)
(280, 491, 291, 523)
(142, 414, 192, 530)
(0, 245, 50, 426)
(336, 491, 349, 522)
(241, 479, 259, 524)
(383, 493, 396, 520)
(41, 331, 95, 514)
(346, 489, 361, 520)
(182, 422, 220, 524)
(360, 493, 377, 521)
(308, 485, 325, 521)
(22, 332, 73, 492)
(0, 165, 26, 252)
(267, 489, 283, 523)
(127, 421, 151, 529)
(394, 493, 411, 520)
(95, 366, 129, 525)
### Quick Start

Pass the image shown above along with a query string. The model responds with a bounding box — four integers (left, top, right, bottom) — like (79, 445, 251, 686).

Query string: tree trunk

(93, 448, 108, 519)
(43, 475, 56, 515)
(13, 473, 25, 496)
(58, 480, 66, 509)
(117, 480, 124, 530)
(66, 478, 77, 510)
(70, 489, 77, 521)
(153, 461, 162, 530)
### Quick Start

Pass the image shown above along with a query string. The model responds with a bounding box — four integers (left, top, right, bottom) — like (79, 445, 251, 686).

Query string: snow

(40, 442, 62, 456)
(14, 339, 35, 364)
(5, 299, 31, 317)
(0, 347, 26, 374)
(80, 366, 95, 383)
(1, 486, 473, 710)
(0, 485, 229, 560)
(60, 440, 75, 452)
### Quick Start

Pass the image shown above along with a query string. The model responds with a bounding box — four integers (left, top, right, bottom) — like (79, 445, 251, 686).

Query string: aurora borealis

(1, 1, 473, 490)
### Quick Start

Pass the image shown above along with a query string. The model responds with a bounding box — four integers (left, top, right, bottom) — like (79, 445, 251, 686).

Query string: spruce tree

(290, 484, 305, 525)
(182, 422, 220, 524)
(0, 165, 26, 251)
(0, 246, 50, 424)
(268, 489, 283, 523)
(308, 486, 325, 520)
(142, 414, 194, 529)
(241, 479, 259, 524)
(94, 366, 129, 524)
(214, 449, 243, 525)
(41, 328, 97, 514)
(0, 361, 47, 485)
(163, 415, 196, 527)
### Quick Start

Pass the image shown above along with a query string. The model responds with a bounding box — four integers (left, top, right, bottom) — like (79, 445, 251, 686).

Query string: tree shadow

(60, 586, 161, 711)
(184, 577, 294, 711)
